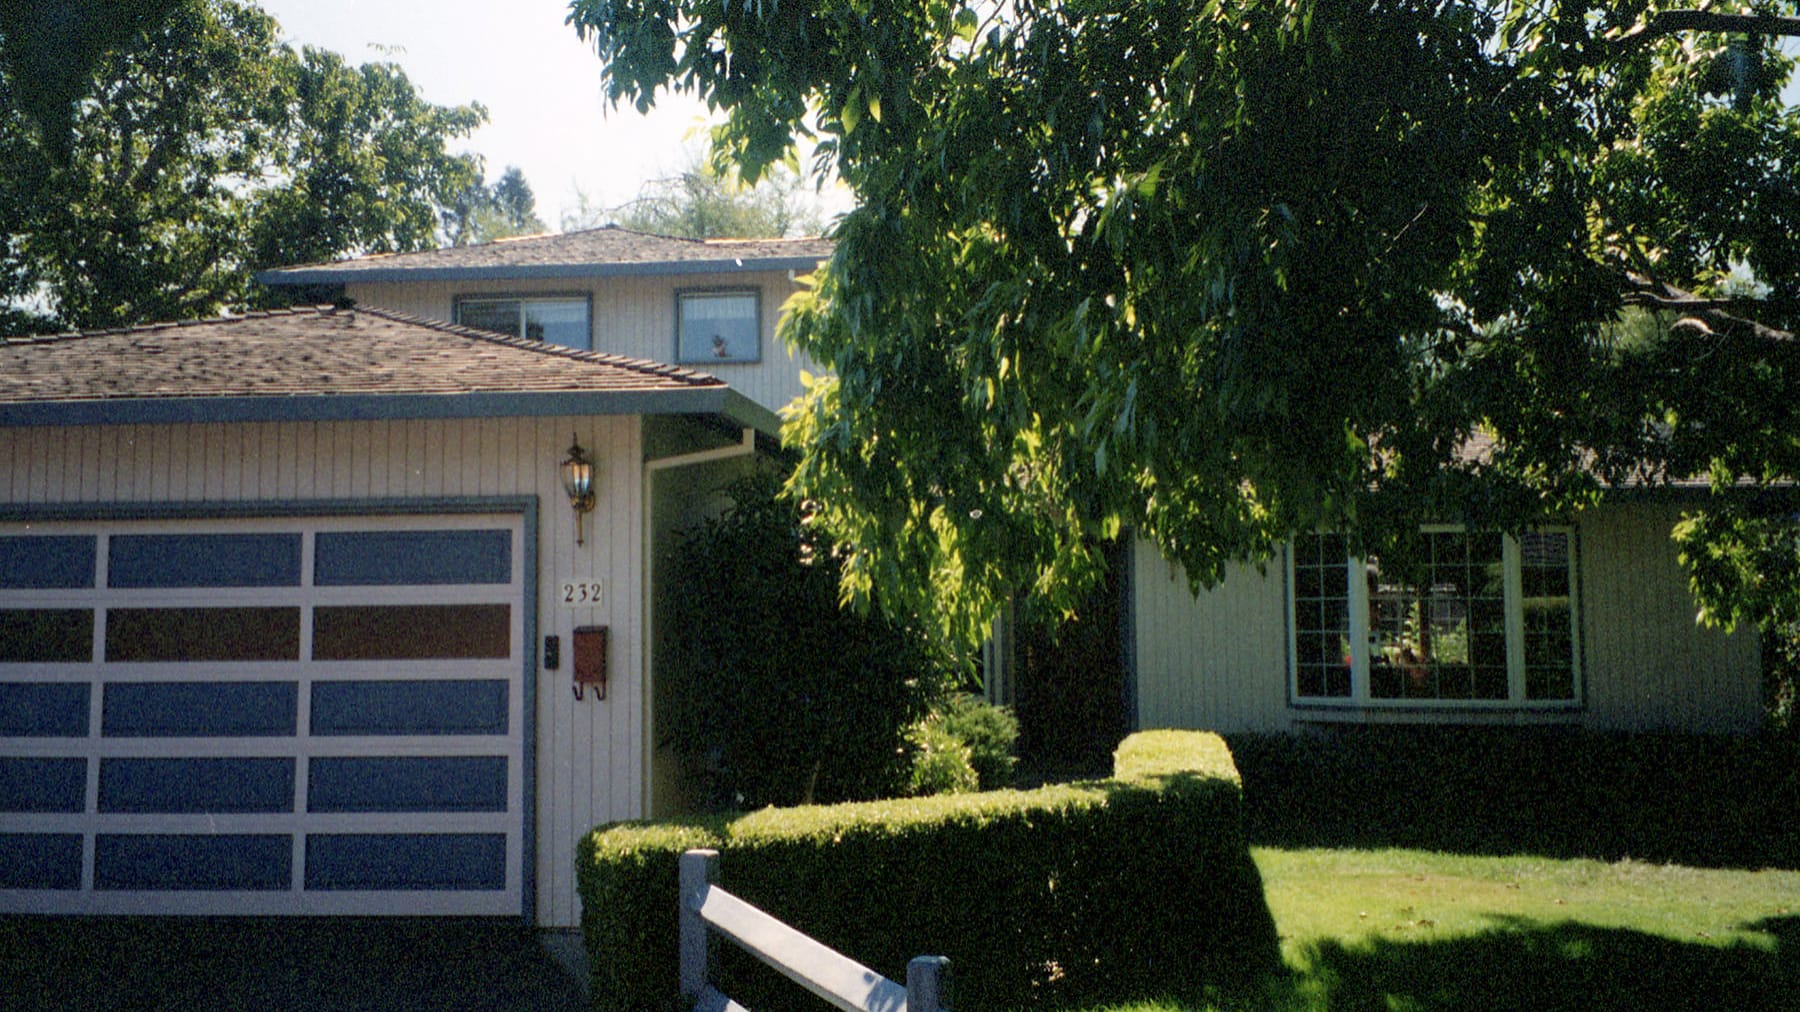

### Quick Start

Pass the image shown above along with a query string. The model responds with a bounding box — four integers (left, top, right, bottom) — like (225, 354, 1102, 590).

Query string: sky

(256, 0, 844, 231)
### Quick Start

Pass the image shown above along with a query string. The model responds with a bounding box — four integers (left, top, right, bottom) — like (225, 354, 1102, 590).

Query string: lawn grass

(1083, 728, 1800, 1011)
(1089, 846, 1800, 1011)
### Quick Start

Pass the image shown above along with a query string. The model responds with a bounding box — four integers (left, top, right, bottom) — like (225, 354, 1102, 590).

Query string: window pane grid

(1520, 533, 1576, 700)
(1293, 529, 1576, 708)
(1292, 536, 1351, 698)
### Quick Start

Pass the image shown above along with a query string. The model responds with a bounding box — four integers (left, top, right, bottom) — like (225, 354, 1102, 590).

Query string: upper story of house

(257, 227, 836, 415)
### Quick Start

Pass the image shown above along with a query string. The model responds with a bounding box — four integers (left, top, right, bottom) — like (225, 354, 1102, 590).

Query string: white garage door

(0, 514, 528, 917)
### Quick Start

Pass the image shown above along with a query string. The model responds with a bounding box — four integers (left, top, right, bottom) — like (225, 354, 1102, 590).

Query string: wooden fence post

(679, 848, 720, 1003)
(906, 955, 951, 1012)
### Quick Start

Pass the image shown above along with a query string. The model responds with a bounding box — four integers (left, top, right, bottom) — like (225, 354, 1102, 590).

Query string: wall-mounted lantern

(560, 435, 596, 546)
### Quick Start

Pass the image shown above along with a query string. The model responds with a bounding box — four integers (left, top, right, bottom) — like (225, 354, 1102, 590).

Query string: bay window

(1289, 528, 1578, 707)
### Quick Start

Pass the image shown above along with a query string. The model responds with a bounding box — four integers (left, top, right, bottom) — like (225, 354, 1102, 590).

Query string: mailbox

(573, 625, 607, 700)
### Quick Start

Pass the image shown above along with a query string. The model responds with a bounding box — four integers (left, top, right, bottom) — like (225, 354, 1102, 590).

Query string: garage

(0, 513, 529, 917)
(1, 305, 784, 927)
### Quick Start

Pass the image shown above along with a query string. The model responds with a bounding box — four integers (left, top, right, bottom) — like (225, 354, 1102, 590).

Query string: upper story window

(676, 290, 760, 364)
(454, 295, 590, 350)
(1289, 528, 1579, 708)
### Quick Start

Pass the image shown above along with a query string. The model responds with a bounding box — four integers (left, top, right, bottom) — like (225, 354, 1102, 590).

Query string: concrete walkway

(0, 917, 588, 1011)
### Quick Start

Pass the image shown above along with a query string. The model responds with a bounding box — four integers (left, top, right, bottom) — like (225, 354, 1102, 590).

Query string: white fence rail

(679, 849, 950, 1012)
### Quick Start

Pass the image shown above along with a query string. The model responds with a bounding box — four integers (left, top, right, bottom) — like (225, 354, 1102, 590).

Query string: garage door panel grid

(0, 515, 526, 917)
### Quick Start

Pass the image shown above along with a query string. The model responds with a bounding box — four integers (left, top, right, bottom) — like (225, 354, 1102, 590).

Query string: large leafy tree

(0, 0, 486, 330)
(570, 1, 1800, 645)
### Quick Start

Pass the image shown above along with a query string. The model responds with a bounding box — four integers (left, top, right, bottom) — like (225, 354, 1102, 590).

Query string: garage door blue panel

(314, 530, 511, 586)
(305, 834, 506, 891)
(95, 834, 291, 891)
(0, 536, 95, 589)
(103, 682, 298, 737)
(0, 834, 82, 889)
(308, 756, 508, 813)
(310, 680, 508, 736)
(0, 757, 86, 812)
(99, 758, 295, 814)
(107, 533, 302, 588)
(0, 682, 90, 737)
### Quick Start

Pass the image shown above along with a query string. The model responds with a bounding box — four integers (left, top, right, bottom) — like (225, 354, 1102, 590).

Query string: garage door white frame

(0, 499, 538, 920)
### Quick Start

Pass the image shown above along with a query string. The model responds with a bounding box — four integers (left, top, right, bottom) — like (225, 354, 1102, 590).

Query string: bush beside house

(662, 471, 958, 809)
(578, 730, 1279, 1010)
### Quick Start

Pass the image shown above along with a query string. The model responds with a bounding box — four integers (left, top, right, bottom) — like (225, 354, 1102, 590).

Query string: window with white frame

(676, 290, 760, 363)
(454, 295, 590, 350)
(1289, 528, 1578, 706)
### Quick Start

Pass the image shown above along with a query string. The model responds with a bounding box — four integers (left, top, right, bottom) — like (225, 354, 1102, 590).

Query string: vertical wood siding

(1578, 502, 1762, 732)
(0, 416, 646, 927)
(1130, 538, 1292, 733)
(1129, 507, 1764, 735)
(345, 271, 819, 415)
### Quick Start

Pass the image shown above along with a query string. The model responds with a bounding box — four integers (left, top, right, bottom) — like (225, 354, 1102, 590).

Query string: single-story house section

(0, 305, 773, 926)
(1124, 499, 1766, 735)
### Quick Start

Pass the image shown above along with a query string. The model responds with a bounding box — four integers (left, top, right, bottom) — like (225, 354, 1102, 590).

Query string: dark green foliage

(0, 0, 484, 330)
(0, 0, 176, 164)
(1764, 625, 1800, 744)
(577, 731, 1279, 1011)
(1677, 505, 1800, 733)
(663, 471, 953, 809)
(571, 0, 1800, 665)
(926, 692, 1019, 791)
(1229, 727, 1800, 869)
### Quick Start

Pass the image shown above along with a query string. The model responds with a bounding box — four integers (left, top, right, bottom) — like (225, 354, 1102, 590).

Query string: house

(266, 228, 1756, 731)
(1124, 497, 1764, 736)
(0, 226, 830, 933)
(283, 226, 1761, 739)
(0, 225, 1764, 938)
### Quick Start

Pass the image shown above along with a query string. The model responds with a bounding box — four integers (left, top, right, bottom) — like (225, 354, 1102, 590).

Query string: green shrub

(663, 471, 957, 809)
(906, 718, 979, 795)
(578, 730, 1278, 1010)
(932, 692, 1020, 789)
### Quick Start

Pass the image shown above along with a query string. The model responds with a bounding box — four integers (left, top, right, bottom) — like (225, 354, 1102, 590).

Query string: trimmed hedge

(1229, 726, 1800, 868)
(578, 730, 1279, 1010)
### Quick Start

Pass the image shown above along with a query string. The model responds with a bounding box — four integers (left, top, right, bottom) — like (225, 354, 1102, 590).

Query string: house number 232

(560, 581, 603, 606)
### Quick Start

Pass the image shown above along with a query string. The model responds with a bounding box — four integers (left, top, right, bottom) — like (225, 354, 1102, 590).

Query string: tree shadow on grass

(1275, 914, 1800, 1012)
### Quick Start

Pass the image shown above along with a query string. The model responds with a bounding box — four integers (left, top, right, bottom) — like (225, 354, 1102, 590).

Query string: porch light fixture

(560, 435, 596, 546)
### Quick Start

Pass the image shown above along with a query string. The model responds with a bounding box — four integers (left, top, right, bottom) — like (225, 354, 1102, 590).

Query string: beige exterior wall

(1131, 542, 1294, 734)
(1130, 503, 1764, 735)
(345, 271, 819, 415)
(1578, 501, 1763, 732)
(0, 415, 650, 928)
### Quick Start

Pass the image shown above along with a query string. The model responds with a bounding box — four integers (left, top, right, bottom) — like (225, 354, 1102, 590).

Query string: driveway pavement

(0, 917, 588, 1010)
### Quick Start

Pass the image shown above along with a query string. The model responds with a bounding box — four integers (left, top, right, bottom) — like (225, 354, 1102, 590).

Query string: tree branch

(1622, 273, 1795, 344)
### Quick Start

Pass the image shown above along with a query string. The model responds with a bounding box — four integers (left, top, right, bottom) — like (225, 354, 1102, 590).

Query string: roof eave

(254, 256, 830, 287)
(0, 387, 781, 436)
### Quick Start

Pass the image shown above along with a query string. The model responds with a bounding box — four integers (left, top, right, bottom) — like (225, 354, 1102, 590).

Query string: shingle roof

(256, 226, 836, 286)
(0, 304, 774, 431)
